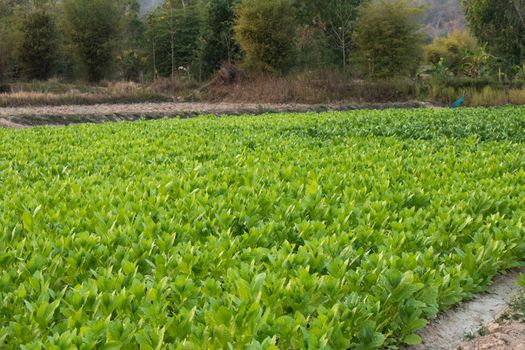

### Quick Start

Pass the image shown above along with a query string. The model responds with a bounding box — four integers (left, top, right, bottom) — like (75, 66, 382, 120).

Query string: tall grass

(1, 75, 525, 108)
(428, 84, 525, 107)
(0, 81, 171, 107)
(205, 70, 419, 104)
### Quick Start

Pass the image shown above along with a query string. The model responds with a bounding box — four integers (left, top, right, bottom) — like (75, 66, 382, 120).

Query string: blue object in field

(451, 96, 465, 108)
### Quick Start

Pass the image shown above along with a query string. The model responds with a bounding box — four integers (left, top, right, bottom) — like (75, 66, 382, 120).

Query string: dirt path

(0, 101, 429, 128)
(459, 318, 525, 350)
(0, 102, 319, 117)
(410, 269, 525, 350)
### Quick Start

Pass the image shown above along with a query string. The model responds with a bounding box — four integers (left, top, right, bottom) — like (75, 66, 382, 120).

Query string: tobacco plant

(0, 107, 524, 349)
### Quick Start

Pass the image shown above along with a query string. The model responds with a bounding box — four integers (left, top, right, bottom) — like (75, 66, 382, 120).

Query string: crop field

(1, 107, 525, 349)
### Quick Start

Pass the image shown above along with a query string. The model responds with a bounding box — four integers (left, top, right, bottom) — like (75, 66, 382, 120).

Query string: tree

(0, 0, 18, 82)
(198, 0, 239, 79)
(462, 0, 525, 71)
(63, 0, 124, 82)
(0, 36, 7, 85)
(293, 0, 366, 70)
(118, 0, 147, 81)
(353, 0, 425, 78)
(234, 0, 297, 73)
(17, 8, 58, 80)
(146, 13, 159, 80)
(327, 0, 362, 70)
(166, 0, 177, 80)
(146, 1, 203, 79)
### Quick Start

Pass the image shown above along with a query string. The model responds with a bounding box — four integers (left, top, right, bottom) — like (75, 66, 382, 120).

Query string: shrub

(0, 40, 6, 85)
(353, 0, 425, 79)
(462, 0, 525, 70)
(198, 0, 239, 79)
(63, 0, 123, 82)
(17, 8, 59, 80)
(234, 0, 297, 73)
(425, 30, 482, 77)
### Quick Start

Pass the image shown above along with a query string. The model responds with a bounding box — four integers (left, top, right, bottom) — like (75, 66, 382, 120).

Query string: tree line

(0, 0, 523, 85)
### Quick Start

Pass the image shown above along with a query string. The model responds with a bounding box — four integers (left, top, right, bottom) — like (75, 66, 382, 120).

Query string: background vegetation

(0, 0, 524, 106)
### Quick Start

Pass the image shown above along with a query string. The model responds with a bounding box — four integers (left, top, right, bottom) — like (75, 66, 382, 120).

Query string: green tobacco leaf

(404, 334, 422, 345)
(22, 211, 33, 232)
(1, 108, 525, 348)
(100, 341, 123, 350)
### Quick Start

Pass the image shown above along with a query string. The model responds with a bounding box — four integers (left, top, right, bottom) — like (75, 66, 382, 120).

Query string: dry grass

(149, 77, 200, 96)
(1, 75, 524, 108)
(204, 70, 418, 104)
(427, 84, 525, 107)
(0, 91, 170, 107)
(0, 81, 171, 107)
(508, 89, 525, 105)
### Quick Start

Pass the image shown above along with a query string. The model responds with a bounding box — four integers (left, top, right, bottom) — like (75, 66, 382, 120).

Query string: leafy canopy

(353, 0, 425, 78)
(234, 0, 297, 73)
(63, 0, 124, 82)
(462, 0, 525, 71)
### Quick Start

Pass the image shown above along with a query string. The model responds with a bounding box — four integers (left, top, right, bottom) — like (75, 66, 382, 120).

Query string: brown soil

(410, 269, 525, 350)
(0, 102, 316, 117)
(0, 118, 29, 128)
(458, 318, 525, 350)
(0, 101, 429, 128)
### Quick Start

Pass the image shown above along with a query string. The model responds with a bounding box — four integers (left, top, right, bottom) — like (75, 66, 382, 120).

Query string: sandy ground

(458, 319, 525, 350)
(410, 269, 525, 350)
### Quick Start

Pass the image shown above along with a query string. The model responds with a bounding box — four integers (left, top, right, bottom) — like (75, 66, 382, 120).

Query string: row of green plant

(1, 107, 525, 348)
(0, 0, 524, 89)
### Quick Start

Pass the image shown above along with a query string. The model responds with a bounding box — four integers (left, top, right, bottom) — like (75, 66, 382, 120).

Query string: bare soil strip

(0, 101, 428, 128)
(410, 268, 525, 350)
(0, 102, 323, 117)
(458, 318, 525, 350)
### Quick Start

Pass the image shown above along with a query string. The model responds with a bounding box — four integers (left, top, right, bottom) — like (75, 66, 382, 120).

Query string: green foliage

(425, 30, 486, 77)
(117, 49, 144, 81)
(462, 0, 525, 71)
(0, 33, 7, 83)
(295, 20, 336, 70)
(117, 0, 148, 81)
(197, 0, 240, 79)
(146, 1, 203, 79)
(353, 0, 425, 78)
(1, 107, 525, 348)
(17, 8, 59, 80)
(0, 0, 523, 93)
(0, 0, 20, 82)
(63, 0, 124, 82)
(294, 0, 366, 70)
(234, 0, 297, 73)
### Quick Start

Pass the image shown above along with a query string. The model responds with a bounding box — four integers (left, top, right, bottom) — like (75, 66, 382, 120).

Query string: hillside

(139, 0, 162, 13)
(419, 0, 466, 37)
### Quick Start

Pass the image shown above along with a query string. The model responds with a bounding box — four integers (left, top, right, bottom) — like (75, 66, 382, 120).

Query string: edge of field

(0, 101, 431, 128)
(408, 268, 525, 350)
